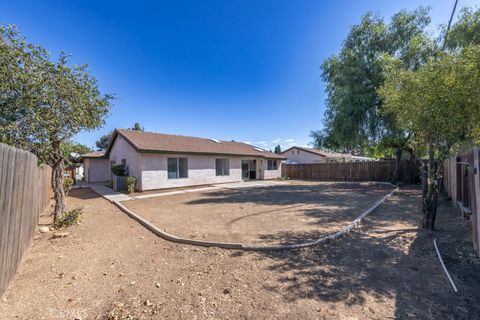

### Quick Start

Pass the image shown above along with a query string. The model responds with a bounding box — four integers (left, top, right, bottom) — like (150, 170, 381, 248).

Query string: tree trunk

(52, 158, 66, 222)
(392, 148, 402, 184)
(421, 143, 439, 230)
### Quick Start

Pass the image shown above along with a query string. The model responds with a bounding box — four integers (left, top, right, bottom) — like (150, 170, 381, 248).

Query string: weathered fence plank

(0, 143, 52, 297)
(443, 148, 480, 254)
(282, 160, 416, 183)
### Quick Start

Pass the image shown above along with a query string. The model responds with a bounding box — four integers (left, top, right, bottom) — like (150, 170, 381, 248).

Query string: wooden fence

(443, 148, 480, 253)
(282, 160, 417, 183)
(0, 143, 52, 297)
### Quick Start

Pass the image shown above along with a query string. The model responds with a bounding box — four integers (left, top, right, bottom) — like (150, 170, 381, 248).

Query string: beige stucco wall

(262, 159, 282, 180)
(84, 158, 110, 183)
(139, 154, 244, 190)
(109, 136, 142, 186)
(281, 148, 327, 164)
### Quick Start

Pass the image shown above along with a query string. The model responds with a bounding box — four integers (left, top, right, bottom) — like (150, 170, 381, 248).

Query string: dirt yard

(1, 183, 480, 319)
(123, 181, 395, 245)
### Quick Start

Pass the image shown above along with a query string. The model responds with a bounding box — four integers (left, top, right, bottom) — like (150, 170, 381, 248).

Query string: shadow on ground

(233, 186, 480, 319)
(69, 187, 102, 200)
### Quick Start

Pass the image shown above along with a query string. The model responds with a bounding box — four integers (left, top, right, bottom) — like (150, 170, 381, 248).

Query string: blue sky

(1, 0, 477, 151)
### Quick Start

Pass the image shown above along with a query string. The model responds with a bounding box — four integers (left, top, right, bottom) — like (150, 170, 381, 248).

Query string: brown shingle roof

(82, 151, 107, 158)
(108, 129, 285, 159)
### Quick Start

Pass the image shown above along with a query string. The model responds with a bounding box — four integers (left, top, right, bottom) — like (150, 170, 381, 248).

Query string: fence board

(443, 148, 480, 254)
(282, 160, 416, 183)
(0, 143, 52, 297)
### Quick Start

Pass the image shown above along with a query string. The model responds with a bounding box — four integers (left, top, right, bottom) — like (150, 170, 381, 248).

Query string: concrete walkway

(76, 182, 133, 202)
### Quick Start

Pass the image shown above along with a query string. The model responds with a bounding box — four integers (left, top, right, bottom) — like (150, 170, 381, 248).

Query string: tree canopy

(312, 8, 436, 157)
(0, 25, 113, 220)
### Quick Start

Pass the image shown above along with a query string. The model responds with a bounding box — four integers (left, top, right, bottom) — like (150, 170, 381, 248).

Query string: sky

(1, 0, 477, 151)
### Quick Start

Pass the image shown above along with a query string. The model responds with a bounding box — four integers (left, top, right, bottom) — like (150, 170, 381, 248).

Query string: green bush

(53, 207, 83, 229)
(111, 164, 127, 176)
(125, 176, 137, 193)
(64, 177, 74, 195)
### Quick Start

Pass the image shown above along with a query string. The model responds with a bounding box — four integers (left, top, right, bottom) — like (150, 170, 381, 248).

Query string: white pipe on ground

(434, 238, 459, 293)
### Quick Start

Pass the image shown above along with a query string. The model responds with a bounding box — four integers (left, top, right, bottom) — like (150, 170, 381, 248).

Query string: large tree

(380, 45, 480, 229)
(312, 8, 436, 182)
(0, 25, 113, 221)
(95, 132, 113, 151)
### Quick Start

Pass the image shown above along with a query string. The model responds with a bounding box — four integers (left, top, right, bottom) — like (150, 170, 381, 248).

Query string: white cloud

(272, 139, 281, 143)
(243, 141, 252, 145)
(285, 139, 294, 143)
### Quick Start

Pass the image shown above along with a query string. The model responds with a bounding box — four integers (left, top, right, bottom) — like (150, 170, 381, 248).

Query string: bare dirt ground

(123, 181, 395, 245)
(0, 183, 479, 319)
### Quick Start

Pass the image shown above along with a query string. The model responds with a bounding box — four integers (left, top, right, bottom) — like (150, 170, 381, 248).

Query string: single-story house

(280, 146, 375, 164)
(83, 129, 286, 191)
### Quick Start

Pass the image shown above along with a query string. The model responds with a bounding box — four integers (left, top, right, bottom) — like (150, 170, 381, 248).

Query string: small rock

(223, 288, 231, 294)
(130, 281, 136, 285)
(155, 282, 160, 288)
(144, 300, 153, 306)
(103, 271, 108, 276)
(51, 232, 69, 239)
(39, 226, 50, 233)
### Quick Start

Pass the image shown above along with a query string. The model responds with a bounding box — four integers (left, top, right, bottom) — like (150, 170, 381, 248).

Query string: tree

(274, 145, 282, 154)
(95, 132, 113, 151)
(63, 141, 92, 165)
(380, 45, 480, 229)
(312, 8, 436, 182)
(0, 25, 113, 221)
(132, 122, 144, 131)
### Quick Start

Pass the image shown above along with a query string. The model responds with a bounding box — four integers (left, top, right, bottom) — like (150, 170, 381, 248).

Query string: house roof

(280, 146, 348, 158)
(106, 129, 286, 159)
(81, 151, 107, 158)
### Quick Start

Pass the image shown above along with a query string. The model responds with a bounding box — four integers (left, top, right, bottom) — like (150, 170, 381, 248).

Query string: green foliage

(314, 8, 436, 157)
(111, 164, 127, 176)
(53, 207, 83, 229)
(132, 122, 144, 131)
(274, 145, 282, 154)
(444, 7, 480, 49)
(95, 132, 113, 151)
(0, 25, 114, 165)
(62, 140, 92, 165)
(380, 46, 480, 157)
(63, 177, 74, 195)
(125, 176, 137, 193)
(0, 25, 113, 221)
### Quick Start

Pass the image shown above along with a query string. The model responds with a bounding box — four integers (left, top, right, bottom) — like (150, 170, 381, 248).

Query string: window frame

(215, 159, 230, 176)
(167, 157, 188, 179)
(267, 159, 279, 170)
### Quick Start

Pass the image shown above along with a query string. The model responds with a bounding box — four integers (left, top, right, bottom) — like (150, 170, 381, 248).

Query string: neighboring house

(83, 151, 110, 183)
(280, 146, 375, 164)
(83, 129, 285, 191)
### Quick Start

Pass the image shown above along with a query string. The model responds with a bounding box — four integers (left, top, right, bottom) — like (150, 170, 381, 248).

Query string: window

(297, 150, 300, 154)
(168, 158, 188, 179)
(216, 159, 230, 176)
(121, 159, 126, 165)
(291, 150, 294, 155)
(267, 159, 278, 170)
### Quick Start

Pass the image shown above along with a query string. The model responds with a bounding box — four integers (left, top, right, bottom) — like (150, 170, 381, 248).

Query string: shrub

(125, 176, 137, 193)
(53, 207, 83, 229)
(64, 177, 74, 195)
(111, 164, 127, 176)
